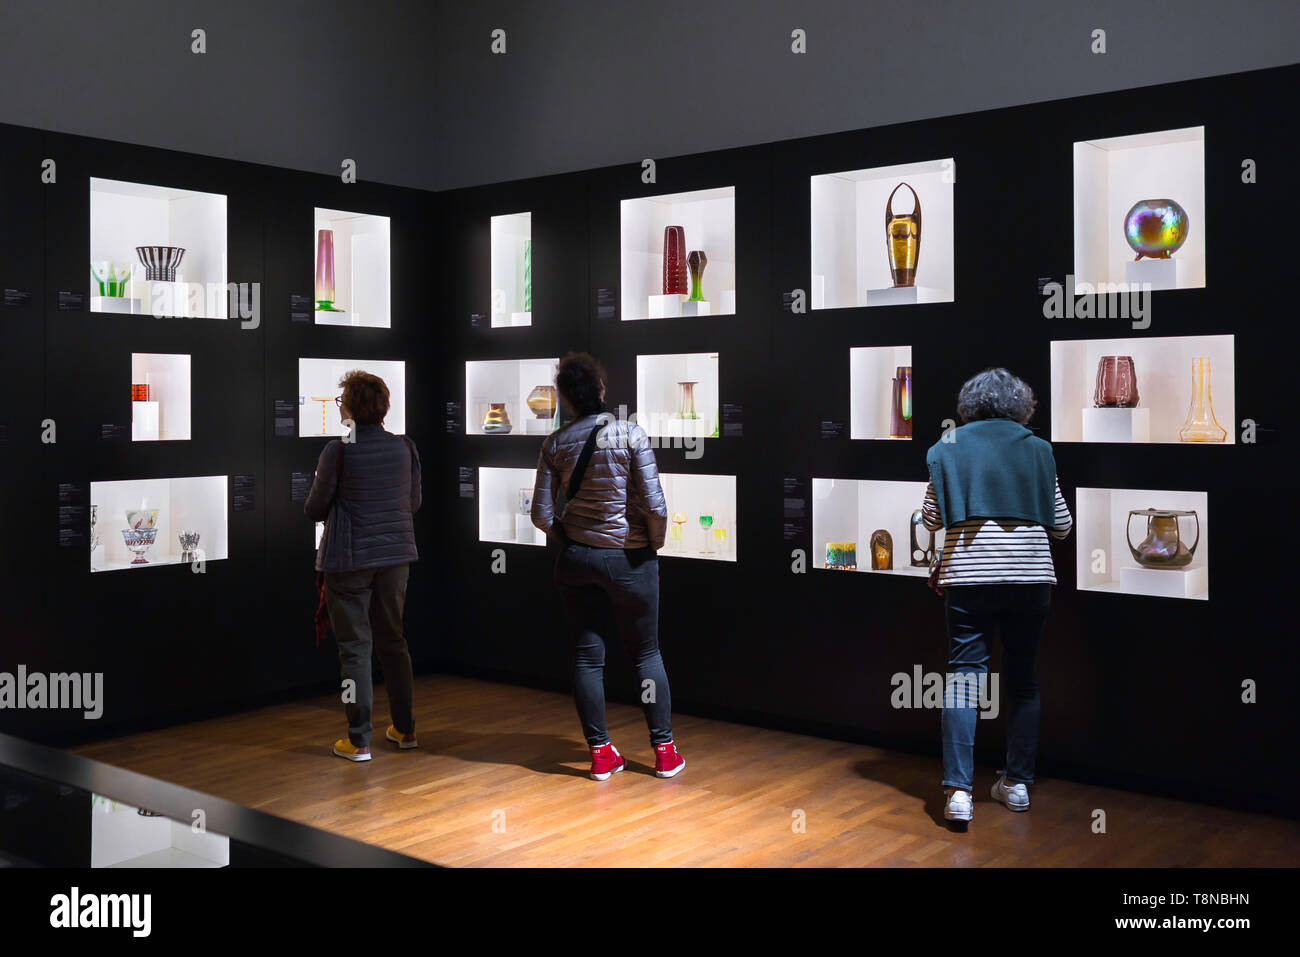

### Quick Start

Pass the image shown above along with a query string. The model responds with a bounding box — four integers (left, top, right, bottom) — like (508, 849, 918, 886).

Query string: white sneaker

(944, 787, 973, 822)
(991, 773, 1030, 811)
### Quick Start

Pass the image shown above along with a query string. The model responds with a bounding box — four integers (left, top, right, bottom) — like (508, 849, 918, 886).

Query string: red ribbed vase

(663, 225, 688, 296)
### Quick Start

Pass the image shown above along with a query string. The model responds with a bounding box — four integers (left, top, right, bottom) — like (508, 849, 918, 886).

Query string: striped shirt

(920, 480, 1072, 586)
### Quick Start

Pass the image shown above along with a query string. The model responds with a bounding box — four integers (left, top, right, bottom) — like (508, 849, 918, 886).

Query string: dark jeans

(555, 541, 672, 747)
(325, 563, 415, 748)
(940, 584, 1051, 792)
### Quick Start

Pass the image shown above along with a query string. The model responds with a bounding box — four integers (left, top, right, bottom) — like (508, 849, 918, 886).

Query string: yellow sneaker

(332, 738, 372, 762)
(385, 725, 418, 750)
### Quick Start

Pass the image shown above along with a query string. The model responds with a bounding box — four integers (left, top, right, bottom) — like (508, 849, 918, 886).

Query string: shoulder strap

(566, 421, 604, 501)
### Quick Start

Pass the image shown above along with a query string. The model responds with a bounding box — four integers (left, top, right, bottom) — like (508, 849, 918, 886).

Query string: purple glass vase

(315, 229, 338, 311)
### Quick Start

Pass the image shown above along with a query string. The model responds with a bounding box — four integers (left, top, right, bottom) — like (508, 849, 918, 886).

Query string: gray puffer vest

(305, 424, 422, 572)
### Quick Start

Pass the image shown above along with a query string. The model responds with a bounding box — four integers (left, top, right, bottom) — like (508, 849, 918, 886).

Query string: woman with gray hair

(920, 368, 1072, 825)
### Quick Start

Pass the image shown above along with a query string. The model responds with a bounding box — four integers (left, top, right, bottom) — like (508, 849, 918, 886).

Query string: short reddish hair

(339, 370, 390, 425)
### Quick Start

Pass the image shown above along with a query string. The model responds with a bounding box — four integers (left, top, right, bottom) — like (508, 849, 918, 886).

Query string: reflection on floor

(75, 674, 1300, 867)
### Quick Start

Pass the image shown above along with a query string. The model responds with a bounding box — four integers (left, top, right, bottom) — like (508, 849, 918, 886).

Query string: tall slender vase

(663, 226, 688, 296)
(1178, 357, 1227, 443)
(889, 366, 912, 438)
(315, 229, 340, 311)
(676, 381, 699, 419)
(885, 183, 921, 287)
(523, 239, 532, 312)
(687, 250, 707, 301)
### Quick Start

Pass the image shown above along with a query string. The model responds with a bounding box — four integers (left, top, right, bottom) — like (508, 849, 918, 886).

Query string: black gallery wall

(2, 63, 1297, 817)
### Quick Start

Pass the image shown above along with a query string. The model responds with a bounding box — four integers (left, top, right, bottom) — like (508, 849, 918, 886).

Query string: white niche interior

(491, 211, 532, 327)
(811, 478, 941, 577)
(297, 358, 406, 437)
(1073, 126, 1206, 291)
(1076, 486, 1209, 601)
(1050, 334, 1234, 445)
(90, 177, 228, 318)
(620, 187, 736, 321)
(810, 158, 955, 309)
(90, 475, 228, 573)
(636, 352, 719, 439)
(659, 472, 736, 562)
(479, 466, 546, 546)
(465, 357, 560, 436)
(130, 353, 191, 442)
(312, 208, 391, 327)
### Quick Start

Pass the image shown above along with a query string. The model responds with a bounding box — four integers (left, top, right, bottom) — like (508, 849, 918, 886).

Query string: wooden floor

(75, 674, 1299, 867)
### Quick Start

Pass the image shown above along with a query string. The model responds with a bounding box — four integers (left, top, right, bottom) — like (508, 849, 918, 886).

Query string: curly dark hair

(338, 370, 390, 425)
(956, 368, 1037, 424)
(555, 352, 606, 417)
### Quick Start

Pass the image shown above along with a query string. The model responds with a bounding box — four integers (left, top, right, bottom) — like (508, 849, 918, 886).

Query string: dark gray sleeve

(304, 440, 342, 522)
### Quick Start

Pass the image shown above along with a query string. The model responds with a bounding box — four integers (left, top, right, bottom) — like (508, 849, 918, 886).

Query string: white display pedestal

(1119, 563, 1208, 600)
(648, 294, 683, 319)
(314, 309, 359, 326)
(92, 296, 142, 314)
(131, 401, 160, 441)
(1081, 407, 1151, 443)
(523, 417, 555, 435)
(680, 299, 712, 317)
(510, 311, 532, 326)
(865, 285, 945, 307)
(515, 515, 537, 544)
(720, 289, 737, 314)
(91, 543, 104, 571)
(1124, 257, 1187, 292)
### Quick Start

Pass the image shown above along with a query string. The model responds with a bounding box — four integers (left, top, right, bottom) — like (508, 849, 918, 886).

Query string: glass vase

(885, 183, 921, 287)
(687, 250, 707, 301)
(523, 239, 532, 312)
(1094, 355, 1139, 408)
(315, 229, 341, 311)
(870, 529, 893, 570)
(889, 366, 912, 438)
(1178, 357, 1226, 443)
(676, 381, 699, 420)
(698, 514, 714, 555)
(663, 226, 687, 296)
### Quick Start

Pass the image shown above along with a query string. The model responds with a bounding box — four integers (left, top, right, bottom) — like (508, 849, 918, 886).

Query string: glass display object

(663, 225, 688, 296)
(686, 250, 707, 302)
(125, 508, 158, 530)
(121, 527, 158, 565)
(526, 385, 557, 419)
(1123, 198, 1189, 260)
(909, 509, 934, 567)
(91, 261, 132, 297)
(523, 238, 532, 313)
(1093, 356, 1139, 408)
(698, 514, 714, 555)
(315, 229, 342, 311)
(889, 367, 913, 439)
(1178, 357, 1227, 443)
(482, 403, 513, 434)
(131, 383, 151, 402)
(669, 512, 687, 553)
(712, 526, 728, 556)
(518, 488, 533, 515)
(885, 183, 921, 287)
(310, 397, 334, 435)
(89, 505, 101, 552)
(135, 245, 186, 282)
(826, 542, 857, 570)
(676, 381, 699, 420)
(178, 530, 201, 563)
(1126, 508, 1199, 568)
(870, 529, 893, 570)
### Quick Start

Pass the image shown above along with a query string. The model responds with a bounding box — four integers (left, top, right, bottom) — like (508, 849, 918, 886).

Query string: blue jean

(940, 584, 1051, 792)
(555, 541, 672, 747)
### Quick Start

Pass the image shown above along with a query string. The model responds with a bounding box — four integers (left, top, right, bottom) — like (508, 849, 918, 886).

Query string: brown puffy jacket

(531, 413, 667, 549)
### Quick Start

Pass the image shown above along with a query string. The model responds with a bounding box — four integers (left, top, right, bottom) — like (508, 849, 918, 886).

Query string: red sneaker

(589, 743, 626, 781)
(654, 741, 685, 778)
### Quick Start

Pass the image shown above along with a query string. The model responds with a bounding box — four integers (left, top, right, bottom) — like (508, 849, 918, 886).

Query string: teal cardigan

(925, 418, 1057, 529)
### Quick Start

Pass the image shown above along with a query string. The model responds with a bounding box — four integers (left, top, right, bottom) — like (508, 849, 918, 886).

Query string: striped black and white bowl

(135, 245, 186, 282)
